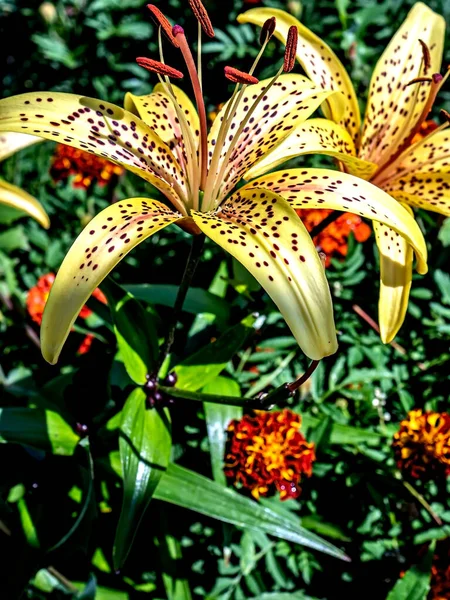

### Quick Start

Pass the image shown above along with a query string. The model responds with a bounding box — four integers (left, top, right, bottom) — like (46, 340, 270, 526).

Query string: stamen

(224, 66, 258, 85)
(173, 25, 209, 193)
(136, 57, 183, 79)
(405, 76, 432, 87)
(432, 73, 444, 84)
(441, 109, 450, 124)
(259, 16, 276, 45)
(188, 0, 215, 38)
(283, 26, 298, 73)
(419, 39, 431, 74)
(147, 4, 179, 47)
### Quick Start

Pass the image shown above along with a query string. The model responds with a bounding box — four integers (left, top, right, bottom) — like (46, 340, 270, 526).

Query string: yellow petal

(244, 118, 377, 181)
(238, 8, 360, 142)
(243, 168, 427, 274)
(384, 172, 450, 216)
(372, 129, 450, 187)
(192, 188, 337, 360)
(207, 74, 338, 203)
(0, 92, 187, 211)
(124, 84, 200, 169)
(41, 198, 182, 364)
(359, 2, 445, 167)
(374, 208, 414, 343)
(0, 179, 50, 229)
(0, 132, 43, 162)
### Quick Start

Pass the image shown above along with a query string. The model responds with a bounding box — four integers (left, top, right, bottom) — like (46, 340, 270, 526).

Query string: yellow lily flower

(0, 2, 427, 364)
(0, 132, 50, 228)
(239, 2, 446, 343)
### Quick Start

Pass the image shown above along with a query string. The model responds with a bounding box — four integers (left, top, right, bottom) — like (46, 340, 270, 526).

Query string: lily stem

(159, 233, 206, 367)
(308, 210, 343, 238)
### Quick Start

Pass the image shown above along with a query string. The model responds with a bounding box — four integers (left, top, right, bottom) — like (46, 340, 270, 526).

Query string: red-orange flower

(296, 209, 371, 267)
(77, 333, 95, 355)
(50, 144, 124, 189)
(392, 409, 450, 479)
(430, 540, 450, 600)
(27, 273, 107, 326)
(224, 409, 315, 500)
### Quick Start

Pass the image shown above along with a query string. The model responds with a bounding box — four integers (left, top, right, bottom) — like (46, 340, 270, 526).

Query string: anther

(441, 109, 450, 124)
(188, 0, 215, 38)
(283, 26, 298, 73)
(147, 4, 179, 48)
(432, 73, 444, 84)
(418, 39, 431, 73)
(136, 57, 184, 79)
(259, 16, 276, 45)
(224, 66, 259, 85)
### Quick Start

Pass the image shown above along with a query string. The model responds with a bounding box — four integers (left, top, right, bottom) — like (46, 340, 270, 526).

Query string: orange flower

(224, 409, 315, 500)
(296, 209, 371, 267)
(77, 333, 95, 355)
(50, 144, 124, 189)
(392, 409, 450, 479)
(27, 273, 107, 326)
(430, 540, 450, 600)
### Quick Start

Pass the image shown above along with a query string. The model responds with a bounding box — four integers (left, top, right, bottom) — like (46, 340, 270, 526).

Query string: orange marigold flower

(296, 209, 371, 267)
(50, 144, 124, 189)
(430, 540, 450, 600)
(224, 409, 316, 501)
(392, 409, 450, 479)
(77, 333, 95, 355)
(26, 273, 107, 326)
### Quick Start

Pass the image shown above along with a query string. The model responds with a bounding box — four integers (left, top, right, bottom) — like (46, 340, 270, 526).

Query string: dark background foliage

(1, 0, 450, 598)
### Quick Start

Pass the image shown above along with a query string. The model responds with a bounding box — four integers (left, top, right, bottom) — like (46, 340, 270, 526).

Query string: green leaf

(174, 315, 257, 392)
(301, 415, 384, 446)
(155, 464, 348, 561)
(108, 457, 348, 561)
(203, 376, 242, 485)
(125, 283, 230, 322)
(0, 226, 29, 252)
(114, 388, 172, 569)
(18, 497, 40, 548)
(438, 217, 450, 247)
(0, 408, 80, 455)
(102, 279, 159, 385)
(385, 541, 435, 600)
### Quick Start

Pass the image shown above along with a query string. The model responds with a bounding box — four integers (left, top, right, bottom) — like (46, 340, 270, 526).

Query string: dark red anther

(418, 39, 431, 74)
(432, 73, 444, 84)
(283, 26, 298, 73)
(224, 66, 259, 85)
(259, 16, 276, 45)
(136, 57, 184, 79)
(188, 0, 215, 38)
(147, 4, 179, 48)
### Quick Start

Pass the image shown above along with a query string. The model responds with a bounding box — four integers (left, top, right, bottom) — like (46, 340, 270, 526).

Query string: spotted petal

(244, 119, 377, 181)
(192, 188, 337, 360)
(124, 84, 200, 169)
(0, 92, 187, 211)
(384, 173, 450, 217)
(41, 198, 182, 364)
(359, 2, 445, 167)
(243, 168, 427, 275)
(0, 131, 44, 162)
(374, 205, 414, 343)
(208, 74, 338, 203)
(0, 179, 49, 228)
(238, 8, 360, 142)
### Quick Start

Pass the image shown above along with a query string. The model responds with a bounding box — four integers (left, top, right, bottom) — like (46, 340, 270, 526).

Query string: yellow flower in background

(0, 1, 427, 364)
(392, 409, 450, 479)
(0, 132, 49, 228)
(239, 2, 447, 343)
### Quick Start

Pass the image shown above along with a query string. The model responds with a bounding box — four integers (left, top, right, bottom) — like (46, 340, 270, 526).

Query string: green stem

(159, 233, 206, 366)
(402, 480, 443, 526)
(308, 210, 343, 238)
